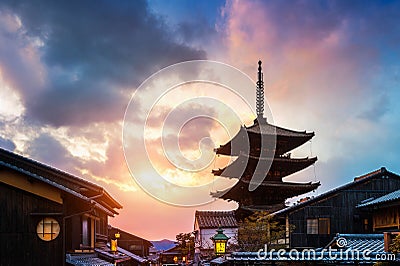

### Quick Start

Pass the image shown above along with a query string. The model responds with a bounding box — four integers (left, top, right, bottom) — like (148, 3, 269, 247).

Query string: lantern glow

(211, 227, 230, 256)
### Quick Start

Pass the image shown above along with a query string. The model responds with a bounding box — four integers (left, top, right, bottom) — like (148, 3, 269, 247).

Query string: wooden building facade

(271, 167, 400, 249)
(0, 147, 123, 265)
(357, 188, 400, 232)
(108, 226, 153, 258)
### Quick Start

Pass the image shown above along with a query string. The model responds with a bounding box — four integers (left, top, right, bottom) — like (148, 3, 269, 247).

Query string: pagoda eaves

(212, 154, 317, 181)
(215, 121, 315, 157)
(211, 180, 320, 206)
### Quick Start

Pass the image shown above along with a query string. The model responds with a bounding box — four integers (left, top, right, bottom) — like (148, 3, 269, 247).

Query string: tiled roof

(229, 234, 396, 262)
(0, 160, 117, 216)
(66, 253, 114, 266)
(326, 233, 384, 253)
(195, 210, 237, 229)
(108, 226, 153, 247)
(271, 167, 396, 217)
(0, 147, 122, 214)
(116, 246, 147, 263)
(95, 246, 131, 262)
(357, 189, 400, 208)
(245, 122, 314, 138)
(212, 154, 317, 179)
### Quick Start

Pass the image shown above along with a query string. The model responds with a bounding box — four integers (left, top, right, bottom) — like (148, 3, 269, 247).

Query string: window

(36, 217, 60, 241)
(82, 215, 95, 248)
(363, 218, 369, 231)
(318, 218, 330, 234)
(129, 244, 142, 251)
(307, 219, 318, 234)
(307, 218, 330, 235)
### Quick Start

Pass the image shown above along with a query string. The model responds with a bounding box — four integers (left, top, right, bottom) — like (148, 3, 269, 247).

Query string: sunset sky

(1, 0, 400, 240)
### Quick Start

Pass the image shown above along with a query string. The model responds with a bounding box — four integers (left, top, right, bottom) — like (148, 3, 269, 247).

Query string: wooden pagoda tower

(211, 61, 320, 215)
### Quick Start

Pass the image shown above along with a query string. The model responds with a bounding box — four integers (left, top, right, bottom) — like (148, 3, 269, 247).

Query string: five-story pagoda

(211, 61, 320, 215)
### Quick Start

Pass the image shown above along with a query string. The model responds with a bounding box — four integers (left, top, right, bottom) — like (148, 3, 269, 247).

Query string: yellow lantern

(111, 239, 117, 252)
(211, 227, 230, 256)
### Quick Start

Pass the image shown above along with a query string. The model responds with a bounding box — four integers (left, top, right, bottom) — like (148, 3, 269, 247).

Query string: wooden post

(286, 215, 290, 245)
(384, 232, 390, 252)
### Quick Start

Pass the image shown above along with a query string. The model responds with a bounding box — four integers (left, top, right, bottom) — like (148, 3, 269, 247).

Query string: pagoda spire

(256, 60, 265, 122)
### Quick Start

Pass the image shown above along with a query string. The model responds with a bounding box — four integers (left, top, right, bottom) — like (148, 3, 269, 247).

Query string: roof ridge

(353, 167, 386, 181)
(271, 167, 395, 216)
(0, 147, 122, 209)
(0, 147, 102, 190)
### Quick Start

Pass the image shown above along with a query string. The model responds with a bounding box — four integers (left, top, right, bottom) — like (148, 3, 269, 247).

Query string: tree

(176, 232, 195, 260)
(234, 211, 291, 252)
(389, 234, 400, 254)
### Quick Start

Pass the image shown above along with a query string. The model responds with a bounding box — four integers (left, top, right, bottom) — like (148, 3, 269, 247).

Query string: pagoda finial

(256, 60, 265, 121)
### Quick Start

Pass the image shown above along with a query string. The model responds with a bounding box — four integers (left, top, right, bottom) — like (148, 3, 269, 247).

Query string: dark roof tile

(357, 189, 400, 208)
(195, 210, 238, 228)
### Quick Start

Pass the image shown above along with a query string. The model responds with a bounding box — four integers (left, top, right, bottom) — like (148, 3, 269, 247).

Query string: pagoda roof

(211, 180, 320, 206)
(246, 119, 315, 137)
(212, 154, 317, 180)
(215, 120, 315, 156)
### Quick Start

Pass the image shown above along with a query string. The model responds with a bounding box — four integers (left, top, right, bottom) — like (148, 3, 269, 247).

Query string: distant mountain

(151, 239, 177, 251)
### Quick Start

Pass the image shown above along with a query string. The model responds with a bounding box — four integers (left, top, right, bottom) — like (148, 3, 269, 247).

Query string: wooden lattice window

(318, 218, 330, 235)
(307, 218, 330, 235)
(307, 219, 318, 234)
(36, 217, 60, 241)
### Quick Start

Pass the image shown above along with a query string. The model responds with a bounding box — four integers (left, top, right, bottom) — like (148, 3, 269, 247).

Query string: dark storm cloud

(262, 1, 394, 38)
(0, 0, 206, 127)
(250, 0, 400, 56)
(176, 16, 221, 46)
(26, 133, 80, 171)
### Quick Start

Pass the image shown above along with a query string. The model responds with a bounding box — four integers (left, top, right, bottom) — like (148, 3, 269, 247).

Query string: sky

(1, 0, 400, 240)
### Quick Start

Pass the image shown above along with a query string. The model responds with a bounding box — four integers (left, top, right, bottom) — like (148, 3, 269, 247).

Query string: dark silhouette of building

(357, 187, 400, 232)
(271, 167, 400, 248)
(159, 244, 184, 265)
(212, 61, 319, 216)
(0, 147, 126, 265)
(108, 226, 153, 258)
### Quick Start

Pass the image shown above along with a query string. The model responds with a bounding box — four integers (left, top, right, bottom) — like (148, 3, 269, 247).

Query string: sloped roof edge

(271, 167, 397, 217)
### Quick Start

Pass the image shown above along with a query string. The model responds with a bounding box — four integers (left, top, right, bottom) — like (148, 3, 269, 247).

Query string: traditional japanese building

(193, 211, 238, 258)
(212, 61, 320, 215)
(0, 147, 130, 265)
(108, 226, 153, 259)
(272, 167, 400, 249)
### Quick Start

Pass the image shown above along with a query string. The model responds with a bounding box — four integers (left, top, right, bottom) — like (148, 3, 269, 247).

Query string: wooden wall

(0, 182, 63, 265)
(288, 174, 400, 248)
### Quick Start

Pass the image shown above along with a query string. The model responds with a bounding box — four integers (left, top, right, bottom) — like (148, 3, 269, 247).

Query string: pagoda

(211, 61, 320, 215)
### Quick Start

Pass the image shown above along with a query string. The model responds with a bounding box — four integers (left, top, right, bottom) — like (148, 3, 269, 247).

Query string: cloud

(0, 0, 206, 127)
(26, 133, 79, 171)
(216, 0, 400, 192)
(0, 136, 16, 151)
